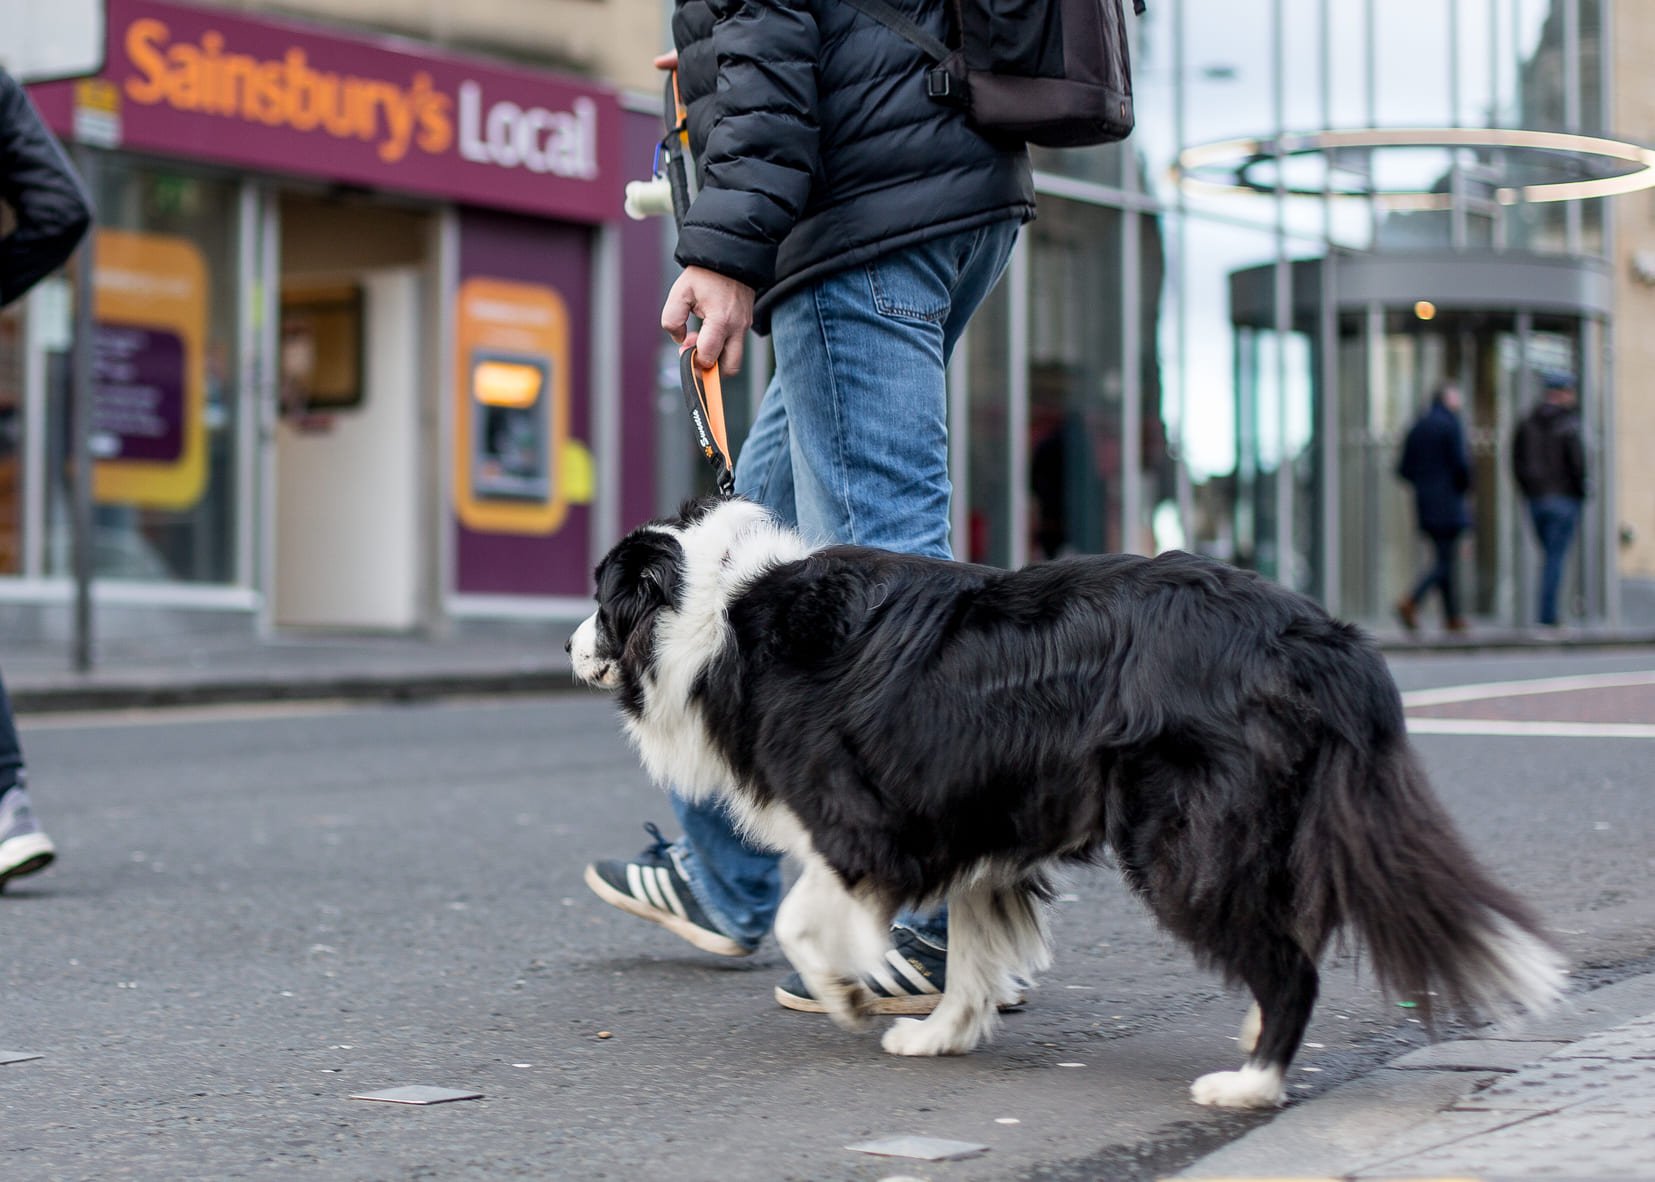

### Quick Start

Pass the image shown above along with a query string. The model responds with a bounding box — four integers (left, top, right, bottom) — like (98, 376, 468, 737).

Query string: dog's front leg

(882, 881, 1049, 1057)
(774, 854, 887, 1034)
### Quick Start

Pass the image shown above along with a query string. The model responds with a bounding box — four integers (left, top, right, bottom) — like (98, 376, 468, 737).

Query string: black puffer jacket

(672, 0, 1035, 330)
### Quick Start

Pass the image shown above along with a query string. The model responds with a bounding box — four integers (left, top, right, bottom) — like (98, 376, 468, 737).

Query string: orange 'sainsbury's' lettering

(120, 19, 459, 161)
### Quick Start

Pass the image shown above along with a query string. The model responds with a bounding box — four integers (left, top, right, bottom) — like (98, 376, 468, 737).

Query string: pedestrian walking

(1, 65, 94, 890)
(1394, 384, 1472, 635)
(584, 2, 1033, 1014)
(1512, 370, 1588, 629)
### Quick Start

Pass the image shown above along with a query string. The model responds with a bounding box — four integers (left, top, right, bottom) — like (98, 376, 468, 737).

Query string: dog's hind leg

(882, 880, 1050, 1057)
(1236, 1001, 1262, 1054)
(774, 853, 891, 1034)
(1191, 934, 1317, 1109)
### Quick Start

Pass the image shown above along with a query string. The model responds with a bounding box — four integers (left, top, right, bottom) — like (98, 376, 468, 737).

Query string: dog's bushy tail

(1294, 736, 1567, 1025)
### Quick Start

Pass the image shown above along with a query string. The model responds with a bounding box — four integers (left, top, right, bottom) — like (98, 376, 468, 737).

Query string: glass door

(1337, 305, 1596, 629)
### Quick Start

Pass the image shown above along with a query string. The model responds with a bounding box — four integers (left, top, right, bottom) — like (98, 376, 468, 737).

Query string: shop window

(44, 158, 242, 585)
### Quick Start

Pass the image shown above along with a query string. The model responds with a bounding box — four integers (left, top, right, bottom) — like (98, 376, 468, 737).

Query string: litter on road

(350, 1086, 483, 1105)
(846, 1135, 989, 1161)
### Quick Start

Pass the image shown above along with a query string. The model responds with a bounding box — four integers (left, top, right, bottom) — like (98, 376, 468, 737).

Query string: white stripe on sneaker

(865, 960, 907, 996)
(884, 949, 942, 994)
(626, 864, 659, 911)
(641, 865, 671, 913)
(652, 866, 690, 920)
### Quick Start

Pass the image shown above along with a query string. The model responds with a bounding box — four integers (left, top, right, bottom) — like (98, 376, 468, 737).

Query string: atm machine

(468, 351, 553, 503)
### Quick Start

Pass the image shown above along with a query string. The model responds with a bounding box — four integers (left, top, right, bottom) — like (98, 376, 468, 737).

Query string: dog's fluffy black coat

(572, 496, 1563, 1107)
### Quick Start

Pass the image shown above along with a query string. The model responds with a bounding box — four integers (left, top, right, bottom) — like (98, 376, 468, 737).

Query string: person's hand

(662, 266, 754, 373)
(653, 50, 678, 71)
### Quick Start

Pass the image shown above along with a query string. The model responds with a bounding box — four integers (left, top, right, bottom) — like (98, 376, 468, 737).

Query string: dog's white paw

(881, 1016, 971, 1057)
(1190, 1065, 1286, 1109)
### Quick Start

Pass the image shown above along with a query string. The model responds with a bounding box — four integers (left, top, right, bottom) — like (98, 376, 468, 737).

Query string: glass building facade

(945, 0, 1616, 628)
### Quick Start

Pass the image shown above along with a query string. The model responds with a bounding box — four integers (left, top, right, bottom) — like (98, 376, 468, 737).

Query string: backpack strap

(839, 0, 951, 63)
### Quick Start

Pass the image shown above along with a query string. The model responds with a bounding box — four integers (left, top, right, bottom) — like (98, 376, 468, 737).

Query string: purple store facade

(3, 0, 665, 637)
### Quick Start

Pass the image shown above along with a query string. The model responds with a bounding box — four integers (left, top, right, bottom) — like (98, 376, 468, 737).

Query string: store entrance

(1229, 252, 1608, 630)
(1335, 306, 1597, 629)
(270, 194, 435, 631)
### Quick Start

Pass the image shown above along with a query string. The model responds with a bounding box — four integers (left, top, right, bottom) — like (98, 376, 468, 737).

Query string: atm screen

(470, 353, 552, 502)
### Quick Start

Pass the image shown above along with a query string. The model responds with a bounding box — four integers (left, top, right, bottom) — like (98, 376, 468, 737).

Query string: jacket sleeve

(673, 1, 820, 291)
(0, 72, 94, 308)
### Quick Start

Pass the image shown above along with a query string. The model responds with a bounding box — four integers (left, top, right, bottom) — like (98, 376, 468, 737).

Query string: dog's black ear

(594, 532, 685, 671)
(637, 552, 679, 609)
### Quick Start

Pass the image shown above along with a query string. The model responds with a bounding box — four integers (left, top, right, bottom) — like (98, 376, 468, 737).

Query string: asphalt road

(4, 648, 1654, 1180)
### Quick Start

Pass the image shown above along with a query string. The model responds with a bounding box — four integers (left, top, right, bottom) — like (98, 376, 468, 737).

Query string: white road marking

(1406, 717, 1655, 740)
(1400, 669, 1655, 708)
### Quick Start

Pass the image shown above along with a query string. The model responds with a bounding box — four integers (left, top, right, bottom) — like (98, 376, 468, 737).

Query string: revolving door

(1230, 251, 1612, 629)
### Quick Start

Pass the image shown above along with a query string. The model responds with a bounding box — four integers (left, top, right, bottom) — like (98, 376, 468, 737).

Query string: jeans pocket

(865, 250, 952, 325)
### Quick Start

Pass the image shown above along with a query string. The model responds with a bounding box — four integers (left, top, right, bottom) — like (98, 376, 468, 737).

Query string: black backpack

(840, 0, 1145, 149)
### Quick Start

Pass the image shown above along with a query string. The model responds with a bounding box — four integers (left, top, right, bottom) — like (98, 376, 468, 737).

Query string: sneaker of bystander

(0, 784, 56, 891)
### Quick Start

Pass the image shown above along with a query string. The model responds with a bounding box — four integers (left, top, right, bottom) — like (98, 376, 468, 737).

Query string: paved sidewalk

(2, 624, 581, 713)
(4, 614, 1651, 715)
(1175, 970, 1655, 1181)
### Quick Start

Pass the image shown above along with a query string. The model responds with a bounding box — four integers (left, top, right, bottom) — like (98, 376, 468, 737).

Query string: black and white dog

(569, 495, 1565, 1109)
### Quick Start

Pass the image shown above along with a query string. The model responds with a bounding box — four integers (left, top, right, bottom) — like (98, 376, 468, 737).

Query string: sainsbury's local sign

(31, 0, 621, 222)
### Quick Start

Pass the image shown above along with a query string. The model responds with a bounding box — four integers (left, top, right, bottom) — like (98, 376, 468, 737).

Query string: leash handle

(680, 344, 734, 495)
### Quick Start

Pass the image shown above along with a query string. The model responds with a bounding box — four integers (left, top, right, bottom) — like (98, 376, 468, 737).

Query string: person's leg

(770, 219, 1019, 559)
(0, 671, 23, 794)
(652, 369, 798, 944)
(1405, 552, 1436, 612)
(1541, 497, 1581, 626)
(1532, 496, 1575, 626)
(0, 669, 56, 889)
(768, 220, 1019, 948)
(1428, 530, 1461, 623)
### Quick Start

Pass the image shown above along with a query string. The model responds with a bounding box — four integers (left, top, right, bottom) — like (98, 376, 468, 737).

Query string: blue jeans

(670, 219, 1022, 949)
(1528, 495, 1582, 626)
(0, 670, 24, 794)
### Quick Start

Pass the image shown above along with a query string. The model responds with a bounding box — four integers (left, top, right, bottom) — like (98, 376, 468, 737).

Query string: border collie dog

(569, 496, 1565, 1109)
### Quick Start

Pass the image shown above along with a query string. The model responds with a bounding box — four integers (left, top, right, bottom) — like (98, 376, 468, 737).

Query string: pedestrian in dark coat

(1, 65, 93, 890)
(1512, 371, 1588, 628)
(1395, 384, 1472, 634)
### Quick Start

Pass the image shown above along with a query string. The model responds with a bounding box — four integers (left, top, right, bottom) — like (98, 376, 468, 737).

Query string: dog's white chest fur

(623, 500, 813, 810)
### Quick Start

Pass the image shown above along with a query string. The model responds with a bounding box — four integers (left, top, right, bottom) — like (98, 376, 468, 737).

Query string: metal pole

(69, 146, 97, 673)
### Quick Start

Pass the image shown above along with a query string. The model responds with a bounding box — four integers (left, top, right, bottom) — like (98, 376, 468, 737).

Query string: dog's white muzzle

(569, 613, 620, 689)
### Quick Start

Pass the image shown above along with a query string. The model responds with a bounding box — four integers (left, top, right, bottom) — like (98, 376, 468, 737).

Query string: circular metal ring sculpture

(1172, 127, 1655, 209)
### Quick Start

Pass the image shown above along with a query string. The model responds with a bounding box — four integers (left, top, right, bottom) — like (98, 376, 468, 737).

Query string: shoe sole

(774, 985, 941, 1015)
(583, 864, 754, 958)
(773, 985, 1026, 1016)
(0, 834, 56, 890)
